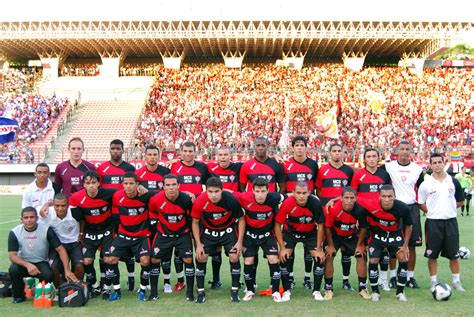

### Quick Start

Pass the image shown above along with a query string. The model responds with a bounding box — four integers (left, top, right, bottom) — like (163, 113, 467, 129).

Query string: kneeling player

(149, 174, 195, 301)
(323, 187, 370, 300)
(191, 177, 245, 303)
(274, 182, 326, 301)
(235, 178, 286, 302)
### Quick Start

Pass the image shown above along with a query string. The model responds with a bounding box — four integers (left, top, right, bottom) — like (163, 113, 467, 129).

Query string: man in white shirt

(418, 153, 465, 291)
(22, 163, 55, 212)
(40, 193, 84, 287)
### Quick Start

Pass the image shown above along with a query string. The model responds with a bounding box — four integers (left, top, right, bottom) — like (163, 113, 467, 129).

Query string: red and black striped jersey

(97, 161, 136, 190)
(315, 163, 354, 205)
(283, 157, 319, 193)
(191, 191, 243, 231)
(136, 165, 171, 191)
(356, 197, 413, 234)
(70, 187, 116, 232)
(170, 160, 210, 196)
(112, 190, 156, 237)
(275, 195, 324, 234)
(149, 191, 193, 235)
(234, 191, 285, 233)
(324, 200, 365, 237)
(208, 162, 243, 192)
(351, 167, 391, 200)
(240, 158, 285, 192)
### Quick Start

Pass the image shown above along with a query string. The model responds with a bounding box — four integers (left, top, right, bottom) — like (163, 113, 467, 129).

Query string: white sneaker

(243, 291, 254, 301)
(313, 291, 324, 301)
(396, 292, 408, 302)
(452, 281, 465, 291)
(371, 292, 380, 302)
(380, 278, 390, 291)
(430, 281, 438, 293)
(163, 283, 173, 294)
(281, 290, 291, 302)
(272, 292, 282, 303)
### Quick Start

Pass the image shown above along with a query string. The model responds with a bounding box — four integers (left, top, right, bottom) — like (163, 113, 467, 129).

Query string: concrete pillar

(162, 57, 182, 70)
(40, 57, 61, 79)
(99, 57, 121, 78)
(343, 56, 366, 72)
(398, 57, 426, 75)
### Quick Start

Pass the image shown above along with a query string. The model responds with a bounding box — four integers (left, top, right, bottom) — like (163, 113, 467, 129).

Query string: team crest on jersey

(139, 207, 145, 213)
(305, 217, 312, 223)
(82, 247, 87, 255)
(158, 182, 163, 189)
(266, 175, 272, 181)
(167, 153, 174, 160)
(195, 176, 201, 183)
(102, 206, 108, 211)
(426, 249, 432, 256)
(307, 174, 312, 180)
(154, 247, 160, 255)
(401, 175, 407, 182)
(229, 175, 235, 182)
(369, 247, 375, 254)
(342, 179, 348, 186)
(109, 246, 115, 253)
(267, 212, 273, 218)
(448, 188, 454, 194)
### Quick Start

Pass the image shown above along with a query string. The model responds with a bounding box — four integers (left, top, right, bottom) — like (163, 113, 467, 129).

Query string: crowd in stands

(120, 63, 159, 76)
(0, 67, 42, 92)
(60, 64, 100, 77)
(136, 64, 472, 161)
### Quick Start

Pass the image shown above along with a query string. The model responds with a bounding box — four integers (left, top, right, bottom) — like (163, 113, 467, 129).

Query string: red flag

(336, 88, 342, 118)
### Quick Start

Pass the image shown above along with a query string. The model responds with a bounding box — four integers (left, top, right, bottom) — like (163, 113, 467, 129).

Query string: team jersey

(275, 195, 324, 234)
(351, 167, 391, 200)
(54, 160, 96, 196)
(70, 187, 116, 232)
(315, 163, 354, 205)
(234, 191, 285, 233)
(382, 161, 423, 205)
(112, 190, 156, 237)
(170, 160, 210, 196)
(136, 164, 171, 191)
(208, 162, 243, 192)
(356, 197, 413, 235)
(97, 160, 136, 190)
(283, 157, 319, 193)
(149, 191, 193, 235)
(324, 200, 366, 237)
(191, 191, 243, 231)
(240, 157, 285, 192)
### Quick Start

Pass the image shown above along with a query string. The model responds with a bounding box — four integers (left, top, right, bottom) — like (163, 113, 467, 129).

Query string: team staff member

(22, 163, 55, 212)
(418, 153, 465, 291)
(8, 207, 78, 304)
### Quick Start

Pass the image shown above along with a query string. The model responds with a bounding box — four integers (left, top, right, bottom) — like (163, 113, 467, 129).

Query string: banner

(367, 90, 386, 114)
(319, 106, 339, 139)
(0, 117, 19, 144)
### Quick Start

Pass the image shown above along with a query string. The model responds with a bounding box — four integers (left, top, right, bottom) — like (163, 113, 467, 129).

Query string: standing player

(22, 163, 55, 212)
(234, 178, 286, 302)
(136, 145, 171, 191)
(283, 135, 319, 290)
(170, 141, 210, 292)
(455, 166, 472, 216)
(323, 187, 371, 300)
(418, 153, 465, 291)
(382, 141, 423, 288)
(350, 148, 391, 291)
(356, 185, 412, 302)
(70, 170, 116, 299)
(191, 177, 245, 303)
(54, 137, 96, 196)
(104, 172, 156, 302)
(274, 182, 326, 301)
(149, 174, 195, 301)
(316, 143, 354, 291)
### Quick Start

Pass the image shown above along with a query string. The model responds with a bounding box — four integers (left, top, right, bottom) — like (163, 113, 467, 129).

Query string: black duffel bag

(58, 281, 89, 307)
(0, 272, 12, 297)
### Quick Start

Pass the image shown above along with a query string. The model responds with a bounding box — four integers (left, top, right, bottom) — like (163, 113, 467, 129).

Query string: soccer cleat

(196, 291, 206, 304)
(379, 278, 390, 292)
(208, 280, 222, 290)
(127, 276, 135, 291)
(342, 281, 355, 291)
(231, 290, 240, 303)
(389, 277, 397, 289)
(396, 292, 408, 302)
(89, 287, 102, 299)
(243, 290, 254, 301)
(452, 281, 465, 291)
(371, 292, 380, 302)
(137, 289, 147, 301)
(323, 290, 333, 301)
(406, 278, 420, 289)
(359, 289, 371, 300)
(281, 290, 291, 302)
(148, 293, 159, 301)
(186, 290, 195, 302)
(102, 288, 112, 300)
(303, 279, 312, 290)
(163, 283, 173, 294)
(272, 292, 282, 303)
(108, 290, 122, 302)
(174, 282, 186, 292)
(12, 297, 26, 304)
(290, 280, 296, 290)
(313, 291, 324, 301)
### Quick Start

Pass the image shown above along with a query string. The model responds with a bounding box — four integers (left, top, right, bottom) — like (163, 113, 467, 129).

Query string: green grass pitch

(0, 196, 472, 316)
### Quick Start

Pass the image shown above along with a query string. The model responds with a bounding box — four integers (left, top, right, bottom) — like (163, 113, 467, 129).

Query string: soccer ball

(459, 247, 470, 259)
(432, 283, 452, 301)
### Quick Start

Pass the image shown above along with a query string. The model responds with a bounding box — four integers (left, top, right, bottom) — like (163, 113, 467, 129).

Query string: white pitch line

(0, 219, 19, 225)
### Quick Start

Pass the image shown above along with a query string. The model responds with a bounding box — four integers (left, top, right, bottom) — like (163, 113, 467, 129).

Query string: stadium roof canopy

(0, 0, 472, 60)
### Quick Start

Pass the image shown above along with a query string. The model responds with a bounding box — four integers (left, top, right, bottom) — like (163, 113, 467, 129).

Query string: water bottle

(43, 283, 52, 298)
(24, 277, 35, 289)
(34, 282, 43, 298)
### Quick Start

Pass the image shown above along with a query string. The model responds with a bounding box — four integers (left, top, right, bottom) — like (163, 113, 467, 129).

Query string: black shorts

(282, 229, 317, 250)
(82, 229, 114, 259)
(151, 232, 193, 259)
(49, 242, 84, 270)
(407, 204, 422, 247)
(200, 226, 239, 255)
(424, 218, 460, 260)
(368, 231, 404, 259)
(324, 234, 358, 256)
(243, 230, 279, 258)
(108, 234, 150, 259)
